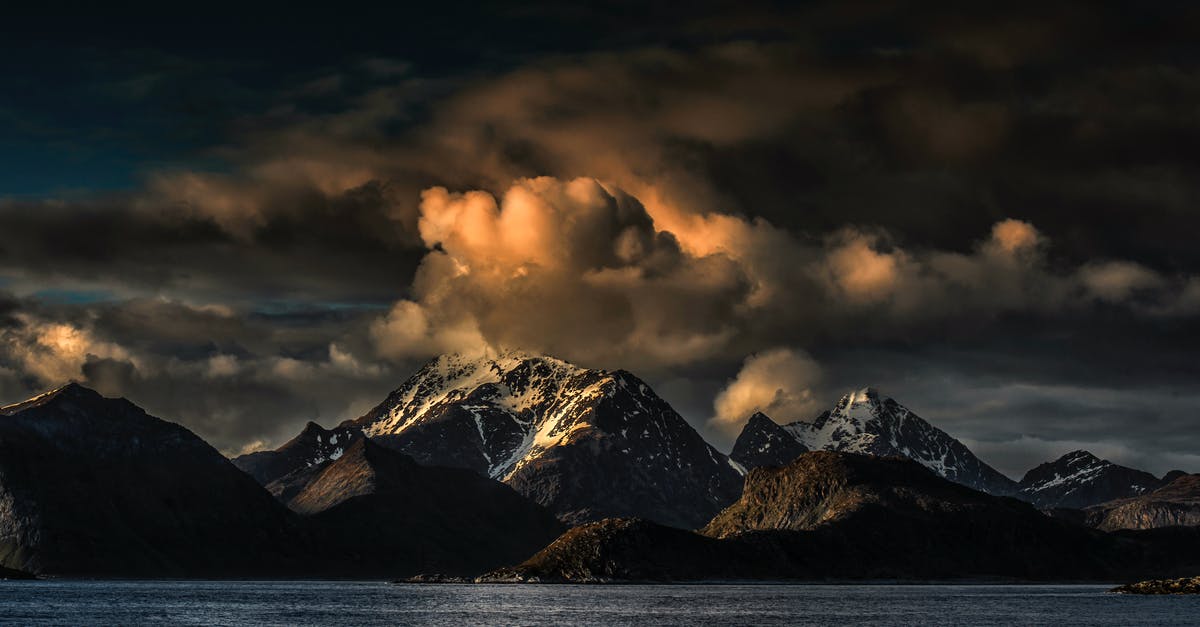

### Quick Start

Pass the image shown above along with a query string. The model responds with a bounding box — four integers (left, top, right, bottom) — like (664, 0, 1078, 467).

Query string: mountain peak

(0, 382, 106, 416)
(1061, 450, 1102, 465)
(729, 411, 809, 470)
(1018, 449, 1162, 509)
(845, 387, 880, 404)
(334, 350, 743, 527)
(747, 411, 776, 425)
(758, 389, 1018, 495)
(298, 421, 331, 437)
(829, 387, 884, 419)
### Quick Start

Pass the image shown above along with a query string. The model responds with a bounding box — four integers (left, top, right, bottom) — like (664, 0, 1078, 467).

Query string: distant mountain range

(729, 387, 1183, 512)
(241, 355, 1189, 526)
(2, 351, 1197, 580)
(479, 451, 1200, 583)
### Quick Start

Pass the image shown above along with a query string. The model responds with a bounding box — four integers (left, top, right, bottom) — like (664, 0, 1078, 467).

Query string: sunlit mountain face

(2, 1, 1199, 481)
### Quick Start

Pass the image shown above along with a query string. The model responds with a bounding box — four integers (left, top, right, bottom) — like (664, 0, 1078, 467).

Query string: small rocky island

(1111, 576, 1200, 594)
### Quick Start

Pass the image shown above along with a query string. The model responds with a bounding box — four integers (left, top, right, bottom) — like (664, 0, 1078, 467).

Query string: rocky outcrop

(1086, 474, 1200, 531)
(1111, 575, 1200, 594)
(479, 518, 748, 583)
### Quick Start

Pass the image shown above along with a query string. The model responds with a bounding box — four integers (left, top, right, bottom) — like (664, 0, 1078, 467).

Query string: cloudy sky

(2, 1, 1198, 477)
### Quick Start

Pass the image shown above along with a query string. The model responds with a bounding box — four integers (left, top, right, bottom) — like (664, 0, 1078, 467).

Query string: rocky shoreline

(1111, 576, 1200, 594)
(0, 566, 36, 580)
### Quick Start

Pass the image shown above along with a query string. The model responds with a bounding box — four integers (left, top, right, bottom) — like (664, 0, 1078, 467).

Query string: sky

(2, 1, 1199, 478)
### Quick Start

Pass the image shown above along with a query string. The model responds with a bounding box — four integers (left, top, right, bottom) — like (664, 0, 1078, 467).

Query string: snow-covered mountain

(237, 351, 743, 529)
(730, 387, 1018, 495)
(1016, 450, 1164, 510)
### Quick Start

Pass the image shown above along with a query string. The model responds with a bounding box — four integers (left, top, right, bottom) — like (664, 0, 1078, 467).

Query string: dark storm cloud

(0, 188, 422, 305)
(0, 1, 1198, 469)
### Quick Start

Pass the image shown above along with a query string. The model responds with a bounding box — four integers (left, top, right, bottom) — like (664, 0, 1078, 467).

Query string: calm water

(1, 581, 1198, 626)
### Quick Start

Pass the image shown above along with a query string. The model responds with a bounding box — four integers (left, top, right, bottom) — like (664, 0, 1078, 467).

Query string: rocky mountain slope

(239, 352, 743, 528)
(1085, 474, 1200, 531)
(1016, 450, 1164, 509)
(479, 451, 1200, 582)
(0, 384, 305, 577)
(730, 388, 1017, 495)
(268, 438, 564, 576)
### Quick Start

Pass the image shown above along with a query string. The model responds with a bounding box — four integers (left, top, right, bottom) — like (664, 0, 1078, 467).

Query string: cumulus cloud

(708, 348, 823, 436)
(360, 170, 1200, 374)
(983, 218, 1043, 258)
(370, 177, 750, 367)
(821, 230, 906, 304)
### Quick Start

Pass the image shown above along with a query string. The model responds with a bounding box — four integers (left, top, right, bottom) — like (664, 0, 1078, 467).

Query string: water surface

(1, 581, 1197, 625)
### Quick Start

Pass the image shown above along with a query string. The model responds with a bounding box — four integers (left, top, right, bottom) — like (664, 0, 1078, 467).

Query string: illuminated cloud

(1079, 261, 1164, 303)
(709, 348, 823, 436)
(370, 177, 750, 367)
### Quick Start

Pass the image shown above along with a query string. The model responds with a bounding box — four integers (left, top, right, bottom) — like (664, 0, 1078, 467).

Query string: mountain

(267, 438, 564, 576)
(728, 412, 808, 469)
(700, 451, 1110, 578)
(479, 451, 1200, 582)
(730, 388, 1017, 495)
(234, 421, 363, 486)
(239, 352, 744, 529)
(1084, 474, 1200, 531)
(0, 384, 305, 577)
(1016, 450, 1163, 509)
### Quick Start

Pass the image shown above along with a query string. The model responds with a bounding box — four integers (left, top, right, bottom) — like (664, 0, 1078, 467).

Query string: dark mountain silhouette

(268, 438, 564, 576)
(0, 384, 305, 577)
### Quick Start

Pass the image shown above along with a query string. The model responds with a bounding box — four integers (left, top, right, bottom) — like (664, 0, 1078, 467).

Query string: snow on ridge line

(363, 352, 592, 438)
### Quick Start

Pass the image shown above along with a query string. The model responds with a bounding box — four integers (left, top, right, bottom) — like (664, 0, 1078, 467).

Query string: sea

(1, 581, 1198, 626)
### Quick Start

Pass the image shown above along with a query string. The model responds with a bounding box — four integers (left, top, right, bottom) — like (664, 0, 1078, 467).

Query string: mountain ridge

(237, 351, 743, 528)
(730, 387, 1018, 495)
(1017, 450, 1166, 509)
